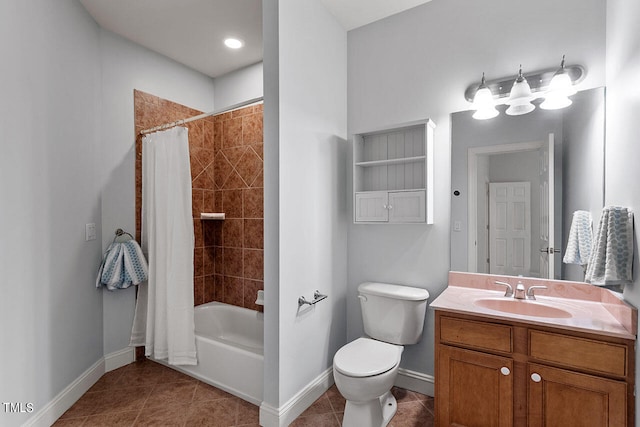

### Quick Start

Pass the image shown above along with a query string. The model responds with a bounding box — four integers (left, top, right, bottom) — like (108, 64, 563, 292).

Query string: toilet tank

(358, 282, 430, 345)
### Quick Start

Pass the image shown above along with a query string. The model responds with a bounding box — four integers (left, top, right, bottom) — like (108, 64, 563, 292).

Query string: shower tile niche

(134, 90, 263, 312)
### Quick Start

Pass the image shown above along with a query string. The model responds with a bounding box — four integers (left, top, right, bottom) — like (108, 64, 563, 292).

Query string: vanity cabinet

(435, 311, 634, 426)
(353, 119, 435, 224)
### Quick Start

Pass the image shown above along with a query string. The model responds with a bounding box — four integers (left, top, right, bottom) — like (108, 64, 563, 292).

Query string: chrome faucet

(494, 281, 513, 297)
(514, 282, 526, 300)
(526, 285, 548, 300)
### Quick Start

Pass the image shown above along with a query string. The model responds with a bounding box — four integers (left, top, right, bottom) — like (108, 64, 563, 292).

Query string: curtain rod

(139, 96, 264, 135)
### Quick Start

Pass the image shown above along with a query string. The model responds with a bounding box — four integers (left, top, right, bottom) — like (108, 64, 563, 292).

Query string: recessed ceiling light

(224, 38, 244, 49)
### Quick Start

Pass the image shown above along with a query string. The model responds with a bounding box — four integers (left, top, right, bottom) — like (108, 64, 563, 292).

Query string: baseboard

(22, 358, 105, 427)
(22, 347, 135, 427)
(259, 367, 333, 427)
(105, 347, 135, 372)
(395, 368, 434, 397)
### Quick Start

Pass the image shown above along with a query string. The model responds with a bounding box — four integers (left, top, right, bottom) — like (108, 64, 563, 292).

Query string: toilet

(333, 282, 429, 427)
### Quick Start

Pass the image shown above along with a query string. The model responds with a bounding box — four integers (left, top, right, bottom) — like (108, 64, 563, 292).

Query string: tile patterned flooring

(54, 359, 434, 426)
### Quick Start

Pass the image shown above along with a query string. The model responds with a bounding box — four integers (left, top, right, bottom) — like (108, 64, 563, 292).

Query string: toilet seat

(334, 338, 402, 378)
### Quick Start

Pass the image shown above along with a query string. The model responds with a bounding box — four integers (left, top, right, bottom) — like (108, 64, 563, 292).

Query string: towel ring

(113, 228, 134, 243)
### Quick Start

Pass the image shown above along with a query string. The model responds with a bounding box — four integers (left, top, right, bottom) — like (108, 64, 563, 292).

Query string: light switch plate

(85, 223, 96, 241)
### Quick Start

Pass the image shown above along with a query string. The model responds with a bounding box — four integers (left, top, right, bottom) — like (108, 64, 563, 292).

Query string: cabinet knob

(500, 367, 510, 376)
(388, 205, 393, 210)
(383, 204, 388, 209)
(531, 373, 542, 382)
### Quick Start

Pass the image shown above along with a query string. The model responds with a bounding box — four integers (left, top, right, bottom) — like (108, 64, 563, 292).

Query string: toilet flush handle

(358, 295, 367, 302)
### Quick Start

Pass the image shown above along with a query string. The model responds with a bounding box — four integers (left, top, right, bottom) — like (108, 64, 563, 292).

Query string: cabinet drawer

(529, 330, 628, 377)
(440, 316, 512, 353)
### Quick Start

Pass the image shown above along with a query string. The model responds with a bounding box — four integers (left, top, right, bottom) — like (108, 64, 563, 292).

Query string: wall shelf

(200, 213, 225, 220)
(353, 119, 435, 224)
(355, 155, 426, 168)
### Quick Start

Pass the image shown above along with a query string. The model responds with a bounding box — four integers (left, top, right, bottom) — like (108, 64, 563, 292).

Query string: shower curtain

(130, 126, 197, 365)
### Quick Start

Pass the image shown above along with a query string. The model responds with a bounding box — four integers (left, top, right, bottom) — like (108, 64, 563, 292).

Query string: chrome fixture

(465, 56, 586, 120)
(298, 290, 328, 307)
(494, 281, 514, 297)
(514, 282, 526, 300)
(472, 73, 499, 120)
(506, 66, 535, 116)
(541, 55, 577, 110)
(526, 285, 548, 300)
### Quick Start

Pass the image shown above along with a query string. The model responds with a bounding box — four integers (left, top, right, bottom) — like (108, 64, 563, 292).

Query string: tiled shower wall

(134, 90, 263, 311)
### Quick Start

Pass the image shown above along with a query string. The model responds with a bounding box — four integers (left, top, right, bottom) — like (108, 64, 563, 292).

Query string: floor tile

(84, 410, 139, 427)
(185, 398, 239, 426)
(55, 358, 434, 427)
(134, 402, 190, 426)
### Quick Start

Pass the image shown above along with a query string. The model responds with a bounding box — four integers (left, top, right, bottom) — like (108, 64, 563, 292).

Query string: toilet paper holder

(298, 290, 328, 307)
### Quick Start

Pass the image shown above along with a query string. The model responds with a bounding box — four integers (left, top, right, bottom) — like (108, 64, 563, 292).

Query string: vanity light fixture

(224, 38, 244, 49)
(540, 55, 577, 110)
(505, 66, 535, 116)
(464, 57, 585, 120)
(472, 73, 499, 120)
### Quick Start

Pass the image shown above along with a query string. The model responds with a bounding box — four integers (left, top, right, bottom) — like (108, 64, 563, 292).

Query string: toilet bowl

(333, 338, 403, 427)
(332, 282, 429, 427)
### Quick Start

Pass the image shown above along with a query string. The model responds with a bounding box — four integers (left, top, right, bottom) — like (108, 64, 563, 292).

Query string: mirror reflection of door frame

(467, 140, 547, 273)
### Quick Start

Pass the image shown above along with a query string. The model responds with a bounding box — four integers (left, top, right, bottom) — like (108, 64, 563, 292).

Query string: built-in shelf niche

(353, 119, 435, 224)
(200, 213, 225, 220)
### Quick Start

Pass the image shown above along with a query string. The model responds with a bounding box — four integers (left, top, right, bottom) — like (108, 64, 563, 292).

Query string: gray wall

(347, 0, 606, 377)
(99, 30, 216, 355)
(0, 2, 103, 426)
(263, 0, 348, 411)
(606, 1, 640, 424)
(214, 62, 264, 110)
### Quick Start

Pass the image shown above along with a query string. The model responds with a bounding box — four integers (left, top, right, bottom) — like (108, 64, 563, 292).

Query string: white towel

(96, 240, 149, 290)
(563, 210, 593, 265)
(585, 206, 634, 286)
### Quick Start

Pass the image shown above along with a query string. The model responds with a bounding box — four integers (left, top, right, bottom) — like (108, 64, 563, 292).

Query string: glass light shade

(506, 68, 534, 116)
(540, 68, 576, 110)
(546, 71, 577, 97)
(472, 86, 498, 120)
(506, 102, 535, 115)
(540, 93, 572, 110)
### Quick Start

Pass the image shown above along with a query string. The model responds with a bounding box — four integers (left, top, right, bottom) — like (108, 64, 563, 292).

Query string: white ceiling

(80, 0, 432, 78)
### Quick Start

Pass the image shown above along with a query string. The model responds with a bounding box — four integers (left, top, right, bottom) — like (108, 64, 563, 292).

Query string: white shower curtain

(130, 126, 197, 365)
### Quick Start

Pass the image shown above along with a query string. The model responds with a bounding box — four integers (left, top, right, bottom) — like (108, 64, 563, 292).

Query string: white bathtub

(159, 301, 264, 405)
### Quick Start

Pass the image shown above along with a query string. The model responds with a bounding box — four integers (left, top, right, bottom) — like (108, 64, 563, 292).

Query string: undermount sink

(473, 298, 573, 319)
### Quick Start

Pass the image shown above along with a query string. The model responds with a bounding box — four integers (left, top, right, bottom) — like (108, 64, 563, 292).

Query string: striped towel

(585, 206, 634, 286)
(96, 240, 149, 290)
(563, 210, 593, 265)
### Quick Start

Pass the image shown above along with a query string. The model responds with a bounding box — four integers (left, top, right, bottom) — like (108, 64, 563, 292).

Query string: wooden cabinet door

(437, 345, 513, 427)
(528, 363, 627, 427)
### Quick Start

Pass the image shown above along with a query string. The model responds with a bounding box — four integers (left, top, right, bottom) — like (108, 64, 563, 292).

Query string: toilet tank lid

(358, 282, 429, 301)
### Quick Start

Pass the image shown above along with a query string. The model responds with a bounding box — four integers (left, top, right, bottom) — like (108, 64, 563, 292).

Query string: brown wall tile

(135, 94, 263, 311)
(243, 188, 264, 219)
(243, 249, 263, 281)
(244, 219, 264, 249)
(224, 247, 243, 278)
(222, 219, 243, 248)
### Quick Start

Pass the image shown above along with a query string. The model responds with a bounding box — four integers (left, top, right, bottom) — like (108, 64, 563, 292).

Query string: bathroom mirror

(450, 87, 605, 283)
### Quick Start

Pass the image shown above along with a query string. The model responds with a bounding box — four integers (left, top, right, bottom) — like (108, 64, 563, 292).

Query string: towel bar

(298, 290, 328, 307)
